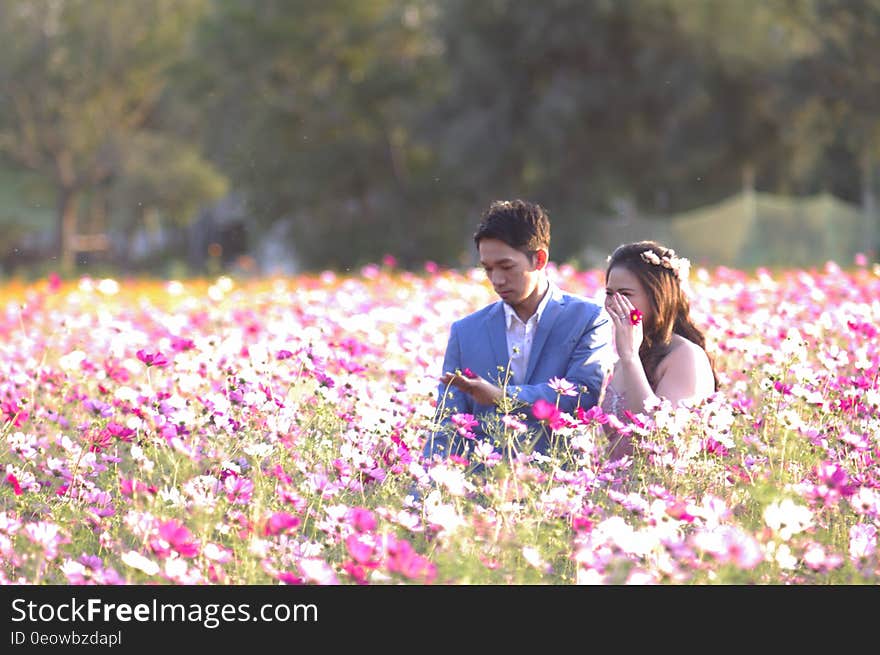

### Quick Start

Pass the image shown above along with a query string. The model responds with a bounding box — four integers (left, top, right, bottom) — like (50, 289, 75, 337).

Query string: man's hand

(440, 371, 503, 407)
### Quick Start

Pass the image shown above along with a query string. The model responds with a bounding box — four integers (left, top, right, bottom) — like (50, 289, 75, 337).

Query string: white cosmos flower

(763, 499, 813, 541)
(121, 551, 160, 576)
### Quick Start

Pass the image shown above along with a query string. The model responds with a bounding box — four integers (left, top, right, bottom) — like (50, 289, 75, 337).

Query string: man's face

(478, 238, 544, 306)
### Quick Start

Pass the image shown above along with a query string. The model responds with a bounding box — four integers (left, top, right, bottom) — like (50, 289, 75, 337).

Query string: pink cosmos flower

(665, 500, 696, 523)
(6, 474, 22, 496)
(263, 512, 302, 536)
(532, 399, 566, 429)
(136, 349, 169, 367)
(814, 462, 856, 497)
(345, 533, 380, 567)
(501, 414, 527, 433)
(119, 477, 156, 498)
(347, 507, 377, 533)
(450, 413, 478, 439)
(277, 571, 304, 585)
(155, 520, 199, 558)
(548, 377, 578, 397)
(342, 561, 370, 584)
(2, 401, 28, 427)
(224, 475, 255, 505)
(169, 336, 195, 352)
(577, 405, 608, 425)
(384, 535, 436, 583)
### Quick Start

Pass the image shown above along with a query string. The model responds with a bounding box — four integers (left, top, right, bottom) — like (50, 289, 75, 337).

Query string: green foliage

(1, 0, 879, 271)
(184, 0, 453, 269)
(0, 0, 212, 270)
(111, 131, 228, 227)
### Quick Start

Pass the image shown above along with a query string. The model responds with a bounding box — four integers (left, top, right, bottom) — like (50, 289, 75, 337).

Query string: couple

(423, 198, 718, 463)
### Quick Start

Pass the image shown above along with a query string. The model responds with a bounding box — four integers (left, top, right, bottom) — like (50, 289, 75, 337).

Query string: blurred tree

(426, 0, 727, 261)
(185, 0, 450, 270)
(777, 0, 880, 252)
(181, 0, 880, 269)
(110, 131, 228, 266)
(0, 0, 211, 274)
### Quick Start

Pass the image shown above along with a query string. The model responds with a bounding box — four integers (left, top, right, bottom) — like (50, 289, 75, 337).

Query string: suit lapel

(486, 302, 509, 384)
(524, 286, 564, 383)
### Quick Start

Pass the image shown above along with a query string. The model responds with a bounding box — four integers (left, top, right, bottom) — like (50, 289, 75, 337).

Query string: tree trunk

(862, 151, 877, 258)
(124, 206, 146, 273)
(56, 185, 79, 276)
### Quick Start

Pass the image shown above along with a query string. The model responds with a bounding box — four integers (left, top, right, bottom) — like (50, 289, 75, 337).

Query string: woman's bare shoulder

(652, 336, 715, 404)
(658, 336, 713, 378)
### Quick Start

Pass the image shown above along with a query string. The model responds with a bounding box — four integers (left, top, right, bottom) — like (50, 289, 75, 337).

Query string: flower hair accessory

(629, 308, 643, 326)
(640, 248, 690, 282)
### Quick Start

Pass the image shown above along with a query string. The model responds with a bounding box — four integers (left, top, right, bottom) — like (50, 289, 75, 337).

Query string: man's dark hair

(473, 199, 551, 255)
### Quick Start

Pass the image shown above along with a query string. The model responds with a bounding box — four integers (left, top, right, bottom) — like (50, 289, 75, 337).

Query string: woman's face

(605, 265, 653, 324)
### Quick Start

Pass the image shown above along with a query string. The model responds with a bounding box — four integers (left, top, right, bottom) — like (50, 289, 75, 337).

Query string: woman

(600, 240, 718, 459)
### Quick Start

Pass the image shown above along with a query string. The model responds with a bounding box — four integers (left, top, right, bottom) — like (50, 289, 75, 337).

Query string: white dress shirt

(502, 284, 552, 385)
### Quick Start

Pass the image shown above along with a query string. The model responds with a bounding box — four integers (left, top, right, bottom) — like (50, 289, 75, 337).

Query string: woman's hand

(607, 292, 643, 362)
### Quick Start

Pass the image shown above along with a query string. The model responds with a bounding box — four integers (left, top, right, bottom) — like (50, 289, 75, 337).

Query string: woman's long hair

(606, 241, 718, 390)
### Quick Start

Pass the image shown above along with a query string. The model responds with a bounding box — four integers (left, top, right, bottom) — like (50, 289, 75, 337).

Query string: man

(424, 199, 613, 460)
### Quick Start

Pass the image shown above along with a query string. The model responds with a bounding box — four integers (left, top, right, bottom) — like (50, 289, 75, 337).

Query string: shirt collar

(503, 281, 553, 329)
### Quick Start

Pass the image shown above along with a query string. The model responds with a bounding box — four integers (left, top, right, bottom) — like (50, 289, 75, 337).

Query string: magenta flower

(347, 507, 377, 533)
(532, 398, 567, 429)
(6, 473, 22, 496)
(155, 520, 199, 558)
(136, 349, 169, 367)
(224, 475, 254, 505)
(577, 405, 608, 425)
(532, 399, 559, 422)
(384, 535, 436, 583)
(2, 401, 28, 427)
(169, 336, 195, 352)
(105, 422, 135, 441)
(263, 512, 302, 536)
(451, 413, 478, 439)
(815, 462, 856, 497)
(345, 533, 380, 567)
(277, 571, 304, 585)
(341, 561, 370, 584)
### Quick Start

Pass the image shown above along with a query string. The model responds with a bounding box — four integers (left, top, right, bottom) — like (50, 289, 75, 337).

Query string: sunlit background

(1, 0, 878, 279)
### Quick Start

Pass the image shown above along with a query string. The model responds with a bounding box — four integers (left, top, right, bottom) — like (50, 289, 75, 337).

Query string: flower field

(1, 258, 879, 585)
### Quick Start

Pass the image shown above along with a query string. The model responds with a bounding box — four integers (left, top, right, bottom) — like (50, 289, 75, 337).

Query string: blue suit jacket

(424, 283, 613, 458)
